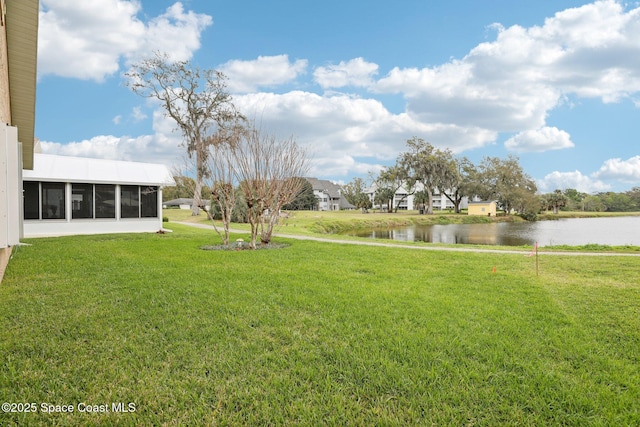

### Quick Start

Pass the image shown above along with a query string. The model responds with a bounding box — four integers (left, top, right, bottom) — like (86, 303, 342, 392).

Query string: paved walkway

(176, 221, 640, 257)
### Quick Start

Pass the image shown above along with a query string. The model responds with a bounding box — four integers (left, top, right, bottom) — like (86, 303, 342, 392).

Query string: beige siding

(468, 202, 497, 216)
(0, 1, 10, 281)
(0, 2, 10, 124)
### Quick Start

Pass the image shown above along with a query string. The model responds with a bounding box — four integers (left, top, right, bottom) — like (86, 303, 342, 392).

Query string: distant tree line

(164, 177, 318, 215)
(340, 137, 640, 220)
(540, 187, 640, 213)
(343, 137, 541, 220)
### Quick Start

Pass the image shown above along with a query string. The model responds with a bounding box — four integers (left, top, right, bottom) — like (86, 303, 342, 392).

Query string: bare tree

(125, 51, 242, 216)
(205, 125, 246, 245)
(233, 127, 309, 249)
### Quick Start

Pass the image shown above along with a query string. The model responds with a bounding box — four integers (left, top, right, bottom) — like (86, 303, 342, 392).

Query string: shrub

(519, 211, 538, 222)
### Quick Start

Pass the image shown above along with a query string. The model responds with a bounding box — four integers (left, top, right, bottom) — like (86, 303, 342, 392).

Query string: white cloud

(38, 0, 212, 81)
(132, 106, 148, 122)
(504, 126, 574, 152)
(112, 115, 122, 125)
(219, 55, 308, 93)
(40, 135, 152, 160)
(39, 109, 183, 165)
(593, 155, 640, 182)
(235, 91, 495, 161)
(134, 3, 212, 65)
(227, 91, 500, 180)
(538, 170, 610, 194)
(373, 0, 640, 139)
(309, 155, 383, 179)
(36, 0, 640, 187)
(313, 57, 379, 89)
(538, 155, 640, 194)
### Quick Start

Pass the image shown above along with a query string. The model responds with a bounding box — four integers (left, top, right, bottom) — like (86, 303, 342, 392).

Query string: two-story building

(305, 177, 354, 211)
(366, 181, 469, 212)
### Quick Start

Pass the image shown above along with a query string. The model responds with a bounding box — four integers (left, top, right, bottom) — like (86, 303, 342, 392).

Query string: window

(72, 184, 93, 219)
(23, 182, 160, 221)
(95, 184, 115, 218)
(41, 182, 65, 219)
(141, 186, 158, 218)
(23, 181, 40, 219)
(120, 185, 139, 218)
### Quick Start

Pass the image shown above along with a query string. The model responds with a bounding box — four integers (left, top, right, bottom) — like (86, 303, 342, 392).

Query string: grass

(164, 207, 640, 234)
(163, 208, 506, 234)
(537, 210, 640, 220)
(1, 224, 639, 425)
(165, 208, 640, 253)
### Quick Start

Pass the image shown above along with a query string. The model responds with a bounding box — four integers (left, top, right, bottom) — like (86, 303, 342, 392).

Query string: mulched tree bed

(200, 239, 289, 251)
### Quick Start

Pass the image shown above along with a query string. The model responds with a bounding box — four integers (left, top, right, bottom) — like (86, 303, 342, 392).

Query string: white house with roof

(163, 198, 210, 211)
(305, 177, 354, 211)
(22, 153, 175, 237)
(366, 181, 469, 211)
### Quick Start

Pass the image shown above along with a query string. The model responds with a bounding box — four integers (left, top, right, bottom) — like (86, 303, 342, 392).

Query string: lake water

(344, 216, 640, 247)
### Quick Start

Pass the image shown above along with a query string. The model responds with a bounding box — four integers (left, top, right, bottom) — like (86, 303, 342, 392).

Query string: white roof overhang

(22, 154, 176, 186)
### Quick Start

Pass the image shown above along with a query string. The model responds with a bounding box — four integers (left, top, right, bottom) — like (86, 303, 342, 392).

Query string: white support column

(0, 124, 20, 247)
(115, 184, 121, 221)
(65, 182, 72, 222)
(157, 187, 163, 220)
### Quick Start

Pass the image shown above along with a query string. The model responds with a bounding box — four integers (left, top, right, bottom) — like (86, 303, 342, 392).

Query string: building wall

(0, 14, 12, 282)
(23, 183, 166, 237)
(372, 183, 469, 212)
(313, 190, 339, 211)
(468, 202, 497, 216)
(0, 0, 39, 283)
(24, 218, 164, 237)
(0, 5, 10, 124)
(1, 125, 20, 244)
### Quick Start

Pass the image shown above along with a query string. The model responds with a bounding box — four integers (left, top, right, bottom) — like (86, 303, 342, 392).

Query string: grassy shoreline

(164, 208, 640, 253)
(165, 207, 640, 230)
(1, 224, 639, 425)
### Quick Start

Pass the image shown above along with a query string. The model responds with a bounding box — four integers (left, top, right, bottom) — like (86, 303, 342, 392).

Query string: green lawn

(164, 207, 640, 240)
(164, 207, 510, 236)
(1, 224, 639, 425)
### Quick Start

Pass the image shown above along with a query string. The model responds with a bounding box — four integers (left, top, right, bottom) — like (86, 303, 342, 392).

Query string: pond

(343, 216, 640, 247)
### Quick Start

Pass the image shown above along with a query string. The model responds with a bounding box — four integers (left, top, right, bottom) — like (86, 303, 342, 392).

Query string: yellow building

(468, 201, 497, 216)
(0, 0, 39, 283)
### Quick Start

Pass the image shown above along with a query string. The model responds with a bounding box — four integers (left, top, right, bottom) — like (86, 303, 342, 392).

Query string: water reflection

(345, 216, 640, 247)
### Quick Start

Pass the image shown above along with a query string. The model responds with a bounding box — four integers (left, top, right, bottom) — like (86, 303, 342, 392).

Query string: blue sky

(36, 0, 640, 193)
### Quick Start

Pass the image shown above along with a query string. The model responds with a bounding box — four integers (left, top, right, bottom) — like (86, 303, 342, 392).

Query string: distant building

(22, 154, 175, 237)
(366, 182, 469, 211)
(163, 198, 210, 211)
(305, 178, 354, 211)
(468, 201, 497, 216)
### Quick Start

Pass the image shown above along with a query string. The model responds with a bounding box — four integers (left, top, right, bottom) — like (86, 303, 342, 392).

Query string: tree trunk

(191, 178, 202, 216)
(426, 191, 434, 214)
(223, 208, 231, 245)
(192, 149, 205, 216)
